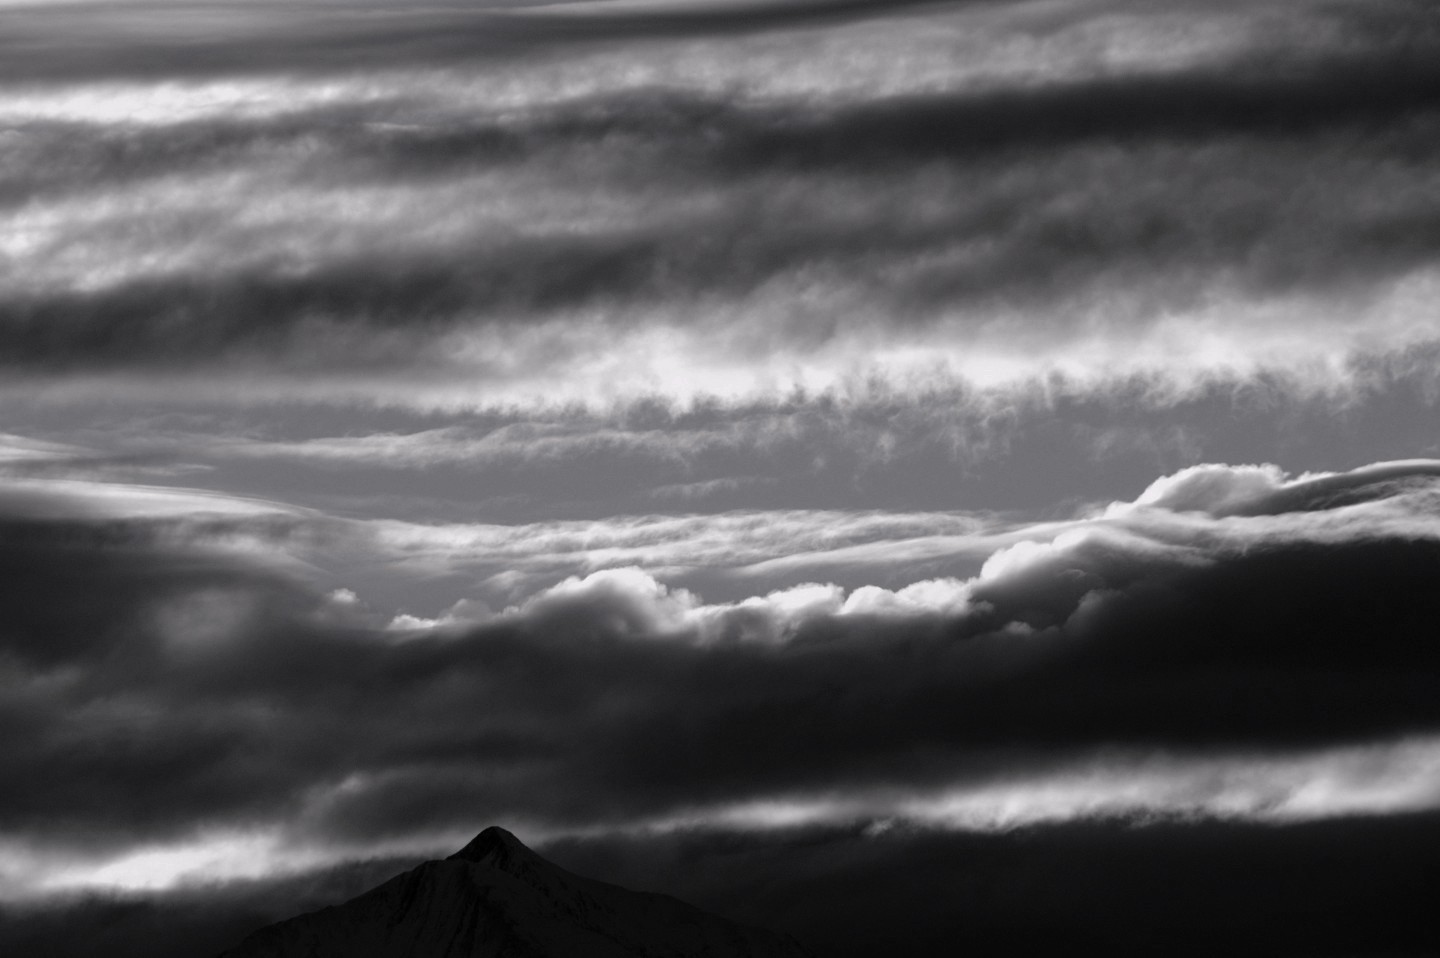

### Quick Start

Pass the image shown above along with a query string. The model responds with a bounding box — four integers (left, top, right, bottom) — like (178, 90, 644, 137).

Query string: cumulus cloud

(4, 459, 1440, 909)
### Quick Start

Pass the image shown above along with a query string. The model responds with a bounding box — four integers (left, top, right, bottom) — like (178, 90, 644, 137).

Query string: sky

(2, 0, 1440, 954)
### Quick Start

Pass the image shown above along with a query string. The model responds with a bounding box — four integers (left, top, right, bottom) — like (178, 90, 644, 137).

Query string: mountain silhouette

(218, 826, 812, 957)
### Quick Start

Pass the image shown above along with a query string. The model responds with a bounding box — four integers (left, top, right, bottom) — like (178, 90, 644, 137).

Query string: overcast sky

(3, 0, 1440, 954)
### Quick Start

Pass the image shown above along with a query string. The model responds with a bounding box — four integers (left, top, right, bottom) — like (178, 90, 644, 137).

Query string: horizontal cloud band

(3, 459, 1440, 895)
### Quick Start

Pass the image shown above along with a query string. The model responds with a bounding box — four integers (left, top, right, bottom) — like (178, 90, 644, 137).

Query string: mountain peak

(448, 825, 532, 865)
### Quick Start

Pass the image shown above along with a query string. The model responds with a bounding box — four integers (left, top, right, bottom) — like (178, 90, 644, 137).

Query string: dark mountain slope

(219, 826, 811, 958)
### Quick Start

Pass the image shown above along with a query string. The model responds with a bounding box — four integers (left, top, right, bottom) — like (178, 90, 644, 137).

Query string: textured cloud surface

(3, 0, 1440, 954)
(4, 0, 1440, 405)
(5, 461, 1440, 888)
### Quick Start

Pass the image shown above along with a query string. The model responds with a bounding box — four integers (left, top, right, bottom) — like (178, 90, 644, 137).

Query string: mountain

(218, 826, 812, 957)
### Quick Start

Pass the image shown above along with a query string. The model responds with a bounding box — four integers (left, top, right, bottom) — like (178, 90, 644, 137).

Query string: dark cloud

(0, 1, 526, 83)
(18, 28, 1440, 199)
(6, 112, 1439, 375)
(0, 0, 1025, 83)
(3, 4, 1439, 383)
(6, 466, 1440, 858)
(545, 815, 1440, 957)
(5, 153, 1438, 373)
(437, 50, 1440, 178)
(2, 0, 1433, 89)
(8, 815, 1440, 957)
(4, 0, 1440, 951)
(0, 243, 662, 370)
(0, 855, 424, 958)
(0, 106, 404, 210)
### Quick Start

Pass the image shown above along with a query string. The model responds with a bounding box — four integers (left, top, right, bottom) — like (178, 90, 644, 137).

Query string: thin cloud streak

(23, 735, 1440, 897)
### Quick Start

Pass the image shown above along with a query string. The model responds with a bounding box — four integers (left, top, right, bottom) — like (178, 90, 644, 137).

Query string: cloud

(2, 0, 1439, 405)
(52, 352, 1431, 535)
(5, 3, 1440, 950)
(0, 853, 425, 958)
(0, 0, 1077, 83)
(1122, 458, 1440, 517)
(359, 509, 999, 605)
(4, 460, 1440, 904)
(9, 812, 1440, 957)
(8, 113, 1439, 382)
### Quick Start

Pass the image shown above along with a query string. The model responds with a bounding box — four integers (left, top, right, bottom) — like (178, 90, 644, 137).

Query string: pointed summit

(448, 825, 534, 868)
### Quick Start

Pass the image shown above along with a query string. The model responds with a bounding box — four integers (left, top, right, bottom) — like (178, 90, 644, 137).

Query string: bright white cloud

(645, 736, 1440, 835)
(23, 734, 1440, 898)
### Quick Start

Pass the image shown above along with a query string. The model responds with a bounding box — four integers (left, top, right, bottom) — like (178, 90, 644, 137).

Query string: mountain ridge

(219, 827, 811, 957)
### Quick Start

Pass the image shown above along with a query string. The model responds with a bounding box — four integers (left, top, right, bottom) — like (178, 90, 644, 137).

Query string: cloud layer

(5, 1, 1440, 953)
(4, 459, 1440, 903)
(2, 0, 1439, 405)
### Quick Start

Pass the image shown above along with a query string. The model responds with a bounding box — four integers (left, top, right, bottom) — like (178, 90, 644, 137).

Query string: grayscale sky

(2, 0, 1440, 954)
